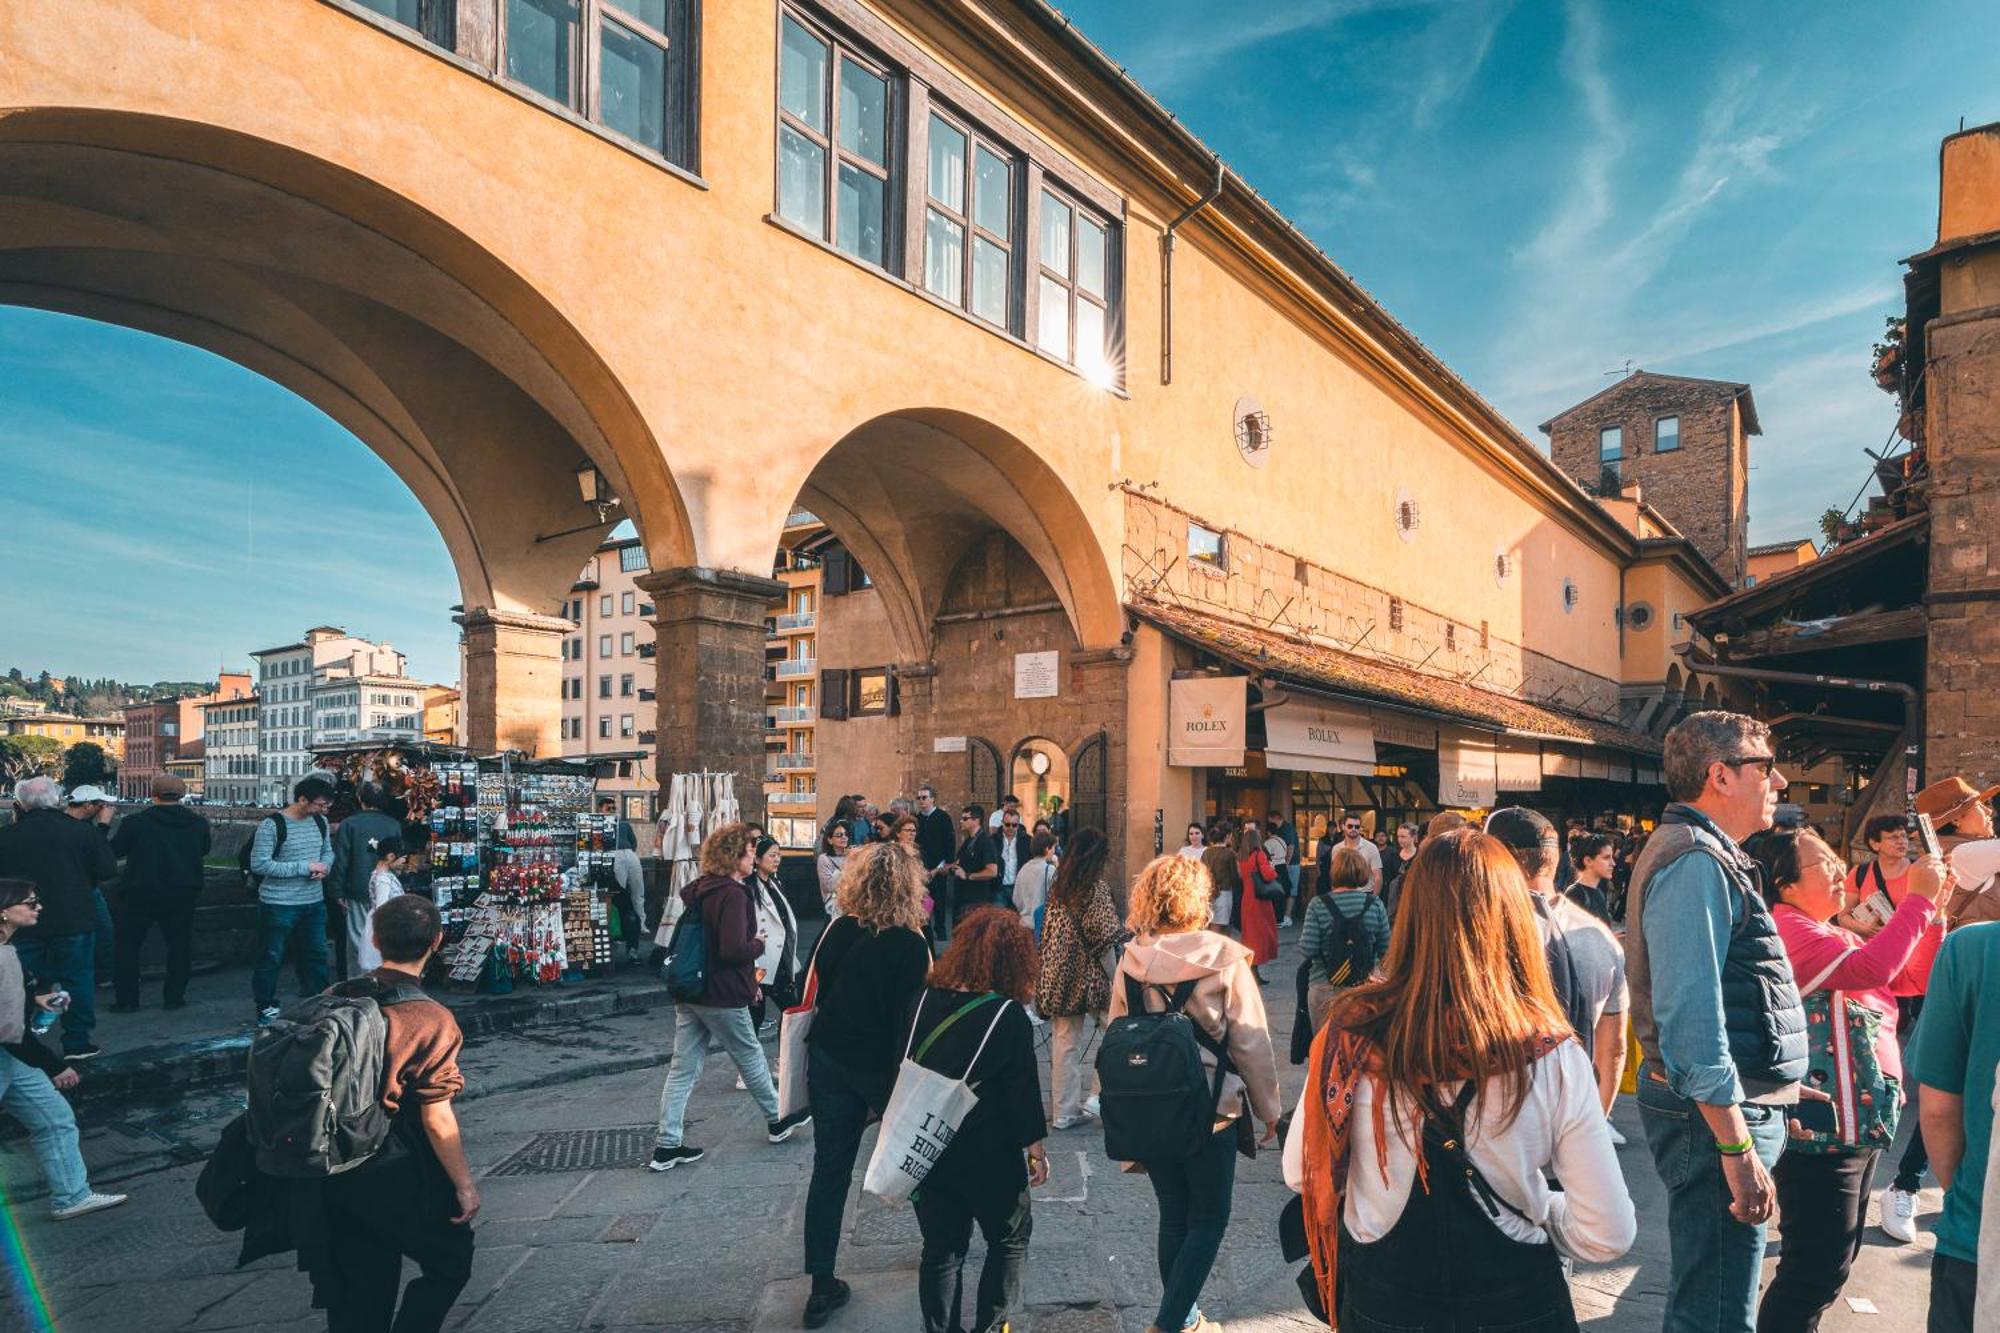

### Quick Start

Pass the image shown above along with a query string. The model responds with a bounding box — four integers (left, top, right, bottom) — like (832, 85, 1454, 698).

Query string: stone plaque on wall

(933, 736, 968, 753)
(1013, 651, 1060, 699)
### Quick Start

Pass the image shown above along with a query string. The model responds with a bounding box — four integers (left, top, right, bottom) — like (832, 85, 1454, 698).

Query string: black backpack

(236, 810, 329, 887)
(1317, 897, 1378, 988)
(245, 975, 423, 1178)
(1096, 976, 1232, 1162)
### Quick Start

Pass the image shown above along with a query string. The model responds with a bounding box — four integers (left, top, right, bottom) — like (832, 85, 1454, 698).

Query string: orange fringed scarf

(1298, 1024, 1573, 1327)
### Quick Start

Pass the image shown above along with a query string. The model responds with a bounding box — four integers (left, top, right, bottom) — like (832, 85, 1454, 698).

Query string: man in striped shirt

(247, 776, 334, 1027)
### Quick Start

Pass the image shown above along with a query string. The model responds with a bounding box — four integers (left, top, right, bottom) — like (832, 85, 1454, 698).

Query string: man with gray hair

(0, 776, 117, 1059)
(1627, 711, 1807, 1333)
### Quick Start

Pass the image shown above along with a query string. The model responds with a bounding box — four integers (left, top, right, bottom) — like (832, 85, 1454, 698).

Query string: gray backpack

(245, 977, 425, 1178)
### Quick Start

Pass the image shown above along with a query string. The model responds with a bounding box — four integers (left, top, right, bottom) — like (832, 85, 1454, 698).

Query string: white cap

(66, 785, 117, 805)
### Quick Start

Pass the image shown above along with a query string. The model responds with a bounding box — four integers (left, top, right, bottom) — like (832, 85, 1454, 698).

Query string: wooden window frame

(921, 103, 1018, 332)
(1653, 414, 1681, 453)
(775, 5, 900, 270)
(1034, 182, 1114, 377)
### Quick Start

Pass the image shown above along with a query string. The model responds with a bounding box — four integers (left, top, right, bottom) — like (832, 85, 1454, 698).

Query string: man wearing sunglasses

(1624, 711, 1806, 1333)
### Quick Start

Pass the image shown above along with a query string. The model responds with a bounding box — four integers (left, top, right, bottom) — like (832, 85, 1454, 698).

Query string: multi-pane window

(620, 673, 635, 697)
(599, 717, 612, 739)
(620, 714, 636, 737)
(1598, 425, 1623, 492)
(621, 591, 636, 615)
(491, 1, 696, 167)
(353, 0, 455, 45)
(924, 111, 1013, 328)
(598, 634, 613, 657)
(600, 594, 614, 616)
(1655, 416, 1681, 453)
(776, 11, 891, 266)
(621, 632, 636, 655)
(619, 543, 648, 572)
(1036, 188, 1111, 376)
(598, 675, 612, 699)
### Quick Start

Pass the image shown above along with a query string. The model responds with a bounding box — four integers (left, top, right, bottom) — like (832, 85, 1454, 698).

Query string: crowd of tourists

(11, 704, 2000, 1331)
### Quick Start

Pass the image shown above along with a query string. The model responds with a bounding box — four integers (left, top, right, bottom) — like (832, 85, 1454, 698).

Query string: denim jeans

(1760, 1147, 1880, 1333)
(0, 1049, 91, 1210)
(915, 1176, 1031, 1333)
(1142, 1125, 1239, 1332)
(654, 1003, 778, 1149)
(1637, 1070, 1791, 1333)
(16, 930, 97, 1054)
(252, 900, 330, 1013)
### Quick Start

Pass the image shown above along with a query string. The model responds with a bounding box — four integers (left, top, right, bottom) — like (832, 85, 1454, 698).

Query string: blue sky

(3, 0, 1995, 684)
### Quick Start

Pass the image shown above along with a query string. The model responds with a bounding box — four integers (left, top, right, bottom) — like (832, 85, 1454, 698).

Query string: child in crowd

(357, 835, 413, 973)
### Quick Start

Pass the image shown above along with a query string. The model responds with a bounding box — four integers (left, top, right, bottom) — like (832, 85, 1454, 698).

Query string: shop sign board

(1371, 712, 1438, 751)
(1169, 676, 1247, 768)
(1013, 651, 1060, 700)
(1495, 740, 1542, 792)
(933, 736, 968, 753)
(1542, 748, 1582, 779)
(1440, 730, 1498, 807)
(1265, 698, 1375, 775)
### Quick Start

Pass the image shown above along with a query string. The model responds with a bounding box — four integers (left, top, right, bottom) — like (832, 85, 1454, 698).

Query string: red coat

(1236, 850, 1280, 965)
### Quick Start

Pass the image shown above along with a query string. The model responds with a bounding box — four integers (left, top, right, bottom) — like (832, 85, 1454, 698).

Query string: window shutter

(885, 671, 900, 717)
(821, 668, 850, 721)
(823, 548, 851, 595)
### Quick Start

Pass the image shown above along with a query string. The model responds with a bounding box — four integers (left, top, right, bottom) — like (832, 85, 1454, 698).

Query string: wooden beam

(1722, 605, 1927, 660)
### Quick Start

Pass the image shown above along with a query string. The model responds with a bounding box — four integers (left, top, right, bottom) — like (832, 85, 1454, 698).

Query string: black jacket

(905, 987, 1045, 1198)
(111, 802, 213, 899)
(915, 806, 957, 872)
(991, 829, 1033, 884)
(806, 914, 932, 1075)
(0, 808, 117, 935)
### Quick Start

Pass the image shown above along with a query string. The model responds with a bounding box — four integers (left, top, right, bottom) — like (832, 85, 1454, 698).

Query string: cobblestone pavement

(2, 930, 1940, 1331)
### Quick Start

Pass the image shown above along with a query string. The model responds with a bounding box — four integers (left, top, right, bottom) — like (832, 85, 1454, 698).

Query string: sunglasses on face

(10, 898, 39, 910)
(1721, 755, 1779, 776)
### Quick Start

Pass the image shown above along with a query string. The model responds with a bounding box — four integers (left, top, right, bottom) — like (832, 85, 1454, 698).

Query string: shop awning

(1264, 697, 1374, 775)
(1131, 597, 1662, 758)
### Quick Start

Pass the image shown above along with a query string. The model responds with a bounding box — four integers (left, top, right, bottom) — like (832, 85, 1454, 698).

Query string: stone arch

(791, 408, 1122, 664)
(0, 108, 693, 614)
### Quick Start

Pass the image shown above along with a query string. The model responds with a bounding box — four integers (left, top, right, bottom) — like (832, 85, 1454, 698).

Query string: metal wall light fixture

(534, 463, 625, 544)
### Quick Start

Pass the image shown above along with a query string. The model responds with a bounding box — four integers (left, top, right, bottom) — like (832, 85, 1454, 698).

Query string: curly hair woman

(652, 823, 813, 1174)
(799, 842, 934, 1326)
(1034, 827, 1121, 1129)
(1284, 830, 1634, 1332)
(1109, 853, 1281, 1333)
(905, 906, 1049, 1333)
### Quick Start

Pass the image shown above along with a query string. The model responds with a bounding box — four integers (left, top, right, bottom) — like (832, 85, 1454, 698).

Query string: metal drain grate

(488, 1126, 654, 1176)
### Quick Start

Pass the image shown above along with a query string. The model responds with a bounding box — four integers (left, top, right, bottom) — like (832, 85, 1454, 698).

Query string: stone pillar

(638, 566, 785, 821)
(1924, 306, 2000, 788)
(456, 608, 569, 756)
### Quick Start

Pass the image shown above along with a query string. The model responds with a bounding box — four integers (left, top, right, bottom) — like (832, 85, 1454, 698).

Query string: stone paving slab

(1, 927, 1944, 1331)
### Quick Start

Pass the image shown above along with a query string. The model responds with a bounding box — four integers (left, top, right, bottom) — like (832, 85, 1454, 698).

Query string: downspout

(1161, 156, 1224, 386)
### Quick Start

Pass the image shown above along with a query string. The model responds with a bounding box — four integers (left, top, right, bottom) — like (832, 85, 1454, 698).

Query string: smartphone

(1791, 1097, 1839, 1138)
(1917, 812, 1943, 859)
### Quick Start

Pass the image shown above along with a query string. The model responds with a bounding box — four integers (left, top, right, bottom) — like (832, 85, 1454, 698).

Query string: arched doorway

(1010, 738, 1071, 828)
(0, 109, 690, 755)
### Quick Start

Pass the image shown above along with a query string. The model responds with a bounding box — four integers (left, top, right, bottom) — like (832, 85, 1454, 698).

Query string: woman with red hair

(902, 907, 1048, 1333)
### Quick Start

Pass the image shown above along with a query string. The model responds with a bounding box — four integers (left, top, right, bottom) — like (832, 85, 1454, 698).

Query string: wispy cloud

(1113, 0, 1435, 95)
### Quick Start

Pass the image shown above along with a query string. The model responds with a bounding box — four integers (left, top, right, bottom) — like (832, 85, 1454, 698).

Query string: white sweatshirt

(1281, 1039, 1636, 1264)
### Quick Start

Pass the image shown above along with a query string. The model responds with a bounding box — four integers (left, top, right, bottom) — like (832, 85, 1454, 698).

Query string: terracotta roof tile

(1130, 598, 1661, 756)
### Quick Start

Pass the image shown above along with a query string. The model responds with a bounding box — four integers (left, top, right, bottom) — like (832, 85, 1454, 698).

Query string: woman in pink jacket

(1746, 827, 1949, 1333)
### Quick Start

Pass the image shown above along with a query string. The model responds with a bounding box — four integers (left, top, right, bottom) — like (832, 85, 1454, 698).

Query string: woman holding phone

(1745, 828, 1949, 1332)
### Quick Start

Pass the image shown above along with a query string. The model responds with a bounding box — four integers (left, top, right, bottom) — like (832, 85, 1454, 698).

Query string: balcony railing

(770, 788, 817, 807)
(772, 705, 815, 724)
(775, 611, 816, 632)
(776, 752, 815, 770)
(775, 659, 817, 678)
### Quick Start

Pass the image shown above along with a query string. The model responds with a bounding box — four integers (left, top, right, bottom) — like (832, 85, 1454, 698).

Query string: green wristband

(1715, 1136, 1753, 1156)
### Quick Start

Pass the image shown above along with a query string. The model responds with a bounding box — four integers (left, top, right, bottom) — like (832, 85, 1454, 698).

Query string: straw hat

(1913, 775, 2000, 826)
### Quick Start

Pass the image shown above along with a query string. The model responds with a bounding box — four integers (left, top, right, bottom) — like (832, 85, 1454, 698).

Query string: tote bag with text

(861, 993, 1011, 1202)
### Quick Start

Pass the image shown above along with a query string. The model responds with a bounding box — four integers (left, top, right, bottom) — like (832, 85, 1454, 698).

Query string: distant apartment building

(0, 698, 49, 717)
(423, 686, 462, 745)
(2, 713, 125, 761)
(765, 511, 826, 847)
(252, 628, 411, 803)
(559, 538, 659, 821)
(200, 694, 261, 806)
(1745, 537, 1818, 588)
(1543, 371, 1760, 587)
(166, 739, 205, 799)
(118, 671, 253, 799)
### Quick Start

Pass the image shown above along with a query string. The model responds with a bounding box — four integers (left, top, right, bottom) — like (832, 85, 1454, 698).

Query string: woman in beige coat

(1107, 854, 1282, 1333)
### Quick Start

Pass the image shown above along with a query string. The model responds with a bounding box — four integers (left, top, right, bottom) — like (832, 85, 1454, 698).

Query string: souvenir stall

(309, 741, 623, 990)
(653, 770, 741, 938)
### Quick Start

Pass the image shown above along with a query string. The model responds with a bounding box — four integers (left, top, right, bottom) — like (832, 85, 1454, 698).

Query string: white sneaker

(734, 1075, 746, 1091)
(1606, 1120, 1627, 1146)
(1083, 1094, 1101, 1118)
(1880, 1185, 1918, 1243)
(51, 1192, 127, 1221)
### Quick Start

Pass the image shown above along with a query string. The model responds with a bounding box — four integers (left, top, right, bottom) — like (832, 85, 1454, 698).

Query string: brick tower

(1541, 371, 1760, 587)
